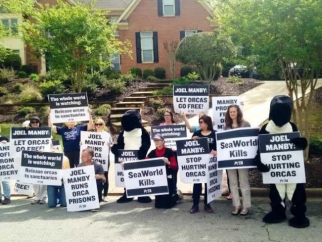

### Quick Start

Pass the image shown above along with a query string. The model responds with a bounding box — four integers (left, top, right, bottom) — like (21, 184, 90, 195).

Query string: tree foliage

(23, 0, 130, 92)
(175, 32, 236, 82)
(211, 0, 322, 158)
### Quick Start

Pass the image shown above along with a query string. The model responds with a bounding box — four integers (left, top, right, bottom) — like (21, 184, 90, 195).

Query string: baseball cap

(153, 134, 164, 141)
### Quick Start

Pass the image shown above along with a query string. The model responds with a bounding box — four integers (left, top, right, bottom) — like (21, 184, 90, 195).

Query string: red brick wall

(119, 0, 214, 78)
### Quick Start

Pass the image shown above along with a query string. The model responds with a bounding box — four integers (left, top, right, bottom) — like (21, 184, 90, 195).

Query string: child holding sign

(190, 115, 217, 214)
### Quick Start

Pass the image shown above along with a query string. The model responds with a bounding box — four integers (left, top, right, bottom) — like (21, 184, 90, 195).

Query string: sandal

(240, 208, 249, 216)
(231, 207, 241, 215)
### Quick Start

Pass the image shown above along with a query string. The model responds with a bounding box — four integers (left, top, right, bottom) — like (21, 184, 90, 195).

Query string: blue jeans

(47, 185, 66, 208)
(0, 181, 11, 199)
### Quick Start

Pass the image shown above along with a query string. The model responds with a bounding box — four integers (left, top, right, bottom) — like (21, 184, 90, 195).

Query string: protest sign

(20, 151, 63, 186)
(176, 138, 210, 183)
(0, 143, 18, 180)
(10, 127, 52, 164)
(13, 180, 34, 196)
(259, 132, 306, 184)
(150, 125, 187, 150)
(63, 166, 99, 212)
(173, 85, 209, 115)
(115, 150, 138, 187)
(216, 128, 259, 170)
(52, 140, 62, 152)
(48, 92, 89, 124)
(212, 96, 243, 130)
(123, 158, 168, 198)
(207, 157, 223, 203)
(80, 131, 110, 171)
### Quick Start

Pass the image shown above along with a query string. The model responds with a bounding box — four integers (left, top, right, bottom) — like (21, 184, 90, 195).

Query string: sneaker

(31, 199, 40, 205)
(2, 198, 11, 205)
(190, 205, 199, 214)
(102, 196, 108, 203)
(39, 199, 46, 204)
(204, 204, 214, 213)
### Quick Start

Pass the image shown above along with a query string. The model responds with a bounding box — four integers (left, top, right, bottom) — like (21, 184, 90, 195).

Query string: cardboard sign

(20, 151, 63, 186)
(115, 150, 138, 187)
(80, 131, 110, 171)
(124, 158, 168, 198)
(48, 93, 89, 124)
(216, 128, 259, 170)
(150, 125, 187, 150)
(212, 96, 243, 130)
(13, 180, 34, 196)
(207, 157, 223, 203)
(173, 85, 209, 114)
(0, 143, 18, 180)
(259, 132, 306, 184)
(63, 165, 99, 212)
(176, 138, 210, 183)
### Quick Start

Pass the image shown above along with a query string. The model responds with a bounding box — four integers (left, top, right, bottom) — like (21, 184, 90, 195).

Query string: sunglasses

(95, 123, 103, 126)
(31, 121, 39, 124)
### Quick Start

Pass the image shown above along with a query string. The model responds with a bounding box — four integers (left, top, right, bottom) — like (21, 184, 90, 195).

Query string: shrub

(84, 72, 107, 88)
(143, 69, 154, 79)
(82, 83, 98, 97)
(0, 68, 15, 83)
(0, 87, 8, 96)
(38, 106, 49, 119)
(13, 83, 23, 93)
(172, 77, 190, 85)
(187, 72, 199, 81)
(29, 73, 39, 82)
(17, 106, 36, 115)
(19, 86, 43, 103)
(1, 50, 22, 70)
(45, 70, 68, 81)
(21, 65, 34, 75)
(214, 64, 222, 80)
(39, 80, 65, 97)
(120, 73, 134, 86)
(103, 79, 126, 95)
(17, 71, 28, 78)
(152, 86, 173, 96)
(103, 68, 121, 79)
(94, 104, 111, 117)
(155, 108, 166, 120)
(309, 137, 322, 155)
(222, 62, 236, 77)
(180, 66, 193, 77)
(147, 76, 160, 82)
(154, 67, 166, 79)
(130, 67, 142, 78)
(150, 99, 164, 111)
(227, 75, 243, 84)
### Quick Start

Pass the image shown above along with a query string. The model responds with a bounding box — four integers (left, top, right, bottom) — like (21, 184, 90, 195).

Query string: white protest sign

(20, 151, 63, 186)
(173, 85, 209, 115)
(13, 180, 34, 196)
(52, 140, 62, 152)
(63, 165, 99, 212)
(0, 143, 19, 180)
(10, 127, 52, 164)
(259, 132, 306, 184)
(80, 131, 110, 171)
(150, 125, 187, 150)
(115, 150, 138, 187)
(176, 138, 210, 183)
(124, 158, 168, 198)
(48, 92, 89, 124)
(216, 128, 259, 170)
(207, 157, 223, 203)
(212, 96, 243, 130)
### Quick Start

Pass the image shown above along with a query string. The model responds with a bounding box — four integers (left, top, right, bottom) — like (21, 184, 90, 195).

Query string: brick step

(112, 120, 148, 133)
(149, 80, 173, 84)
(146, 83, 171, 88)
(123, 96, 147, 102)
(110, 107, 141, 115)
(139, 87, 167, 92)
(115, 102, 144, 108)
(109, 114, 123, 122)
(131, 92, 153, 97)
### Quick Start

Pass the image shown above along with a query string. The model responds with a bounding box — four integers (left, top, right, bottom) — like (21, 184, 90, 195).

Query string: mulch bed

(210, 77, 263, 95)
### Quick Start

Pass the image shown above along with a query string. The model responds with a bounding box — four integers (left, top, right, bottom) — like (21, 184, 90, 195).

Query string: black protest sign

(115, 150, 139, 187)
(0, 144, 18, 180)
(259, 132, 306, 184)
(150, 125, 187, 150)
(124, 158, 168, 198)
(20, 151, 63, 186)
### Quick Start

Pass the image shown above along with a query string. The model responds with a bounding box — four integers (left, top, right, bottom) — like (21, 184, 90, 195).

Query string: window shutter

(180, 31, 185, 41)
(135, 32, 142, 63)
(175, 0, 180, 16)
(153, 31, 159, 63)
(197, 30, 202, 33)
(158, 0, 163, 16)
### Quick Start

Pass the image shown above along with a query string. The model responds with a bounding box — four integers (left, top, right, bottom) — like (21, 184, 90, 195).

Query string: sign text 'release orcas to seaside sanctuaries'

(176, 138, 210, 183)
(0, 143, 18, 180)
(259, 132, 306, 184)
(216, 128, 259, 170)
(115, 150, 138, 187)
(212, 96, 243, 130)
(63, 165, 99, 212)
(150, 125, 187, 150)
(173, 85, 209, 115)
(20, 151, 63, 186)
(80, 131, 110, 171)
(207, 157, 222, 203)
(124, 158, 168, 198)
(48, 93, 89, 124)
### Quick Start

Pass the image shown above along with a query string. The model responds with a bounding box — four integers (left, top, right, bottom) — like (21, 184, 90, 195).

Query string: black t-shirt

(78, 161, 104, 184)
(192, 130, 217, 151)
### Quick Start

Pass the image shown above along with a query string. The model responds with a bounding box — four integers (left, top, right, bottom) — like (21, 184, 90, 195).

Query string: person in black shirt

(190, 115, 217, 214)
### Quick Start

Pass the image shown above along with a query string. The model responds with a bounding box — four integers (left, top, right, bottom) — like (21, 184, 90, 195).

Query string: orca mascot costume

(256, 95, 309, 228)
(111, 110, 152, 203)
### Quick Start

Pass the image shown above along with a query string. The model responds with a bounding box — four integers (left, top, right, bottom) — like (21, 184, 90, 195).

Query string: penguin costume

(111, 110, 152, 203)
(256, 95, 309, 228)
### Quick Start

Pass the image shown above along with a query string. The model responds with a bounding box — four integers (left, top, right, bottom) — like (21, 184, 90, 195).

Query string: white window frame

(110, 53, 121, 71)
(1, 18, 18, 36)
(163, 0, 175, 16)
(185, 30, 198, 37)
(140, 32, 154, 63)
(110, 17, 119, 36)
